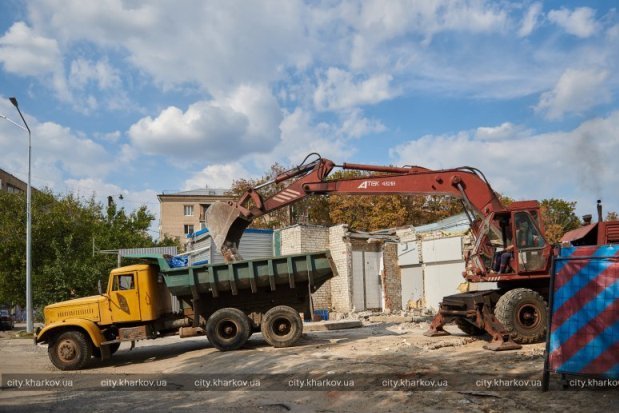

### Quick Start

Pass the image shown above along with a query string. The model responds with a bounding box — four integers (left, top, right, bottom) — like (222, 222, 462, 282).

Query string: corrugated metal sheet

(561, 223, 596, 243)
(415, 212, 470, 235)
(548, 245, 619, 378)
(186, 229, 274, 265)
(119, 246, 178, 256)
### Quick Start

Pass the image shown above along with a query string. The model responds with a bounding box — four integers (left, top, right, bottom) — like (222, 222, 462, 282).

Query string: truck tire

(260, 306, 303, 348)
(48, 330, 93, 370)
(455, 318, 485, 336)
(206, 308, 250, 351)
(495, 288, 547, 344)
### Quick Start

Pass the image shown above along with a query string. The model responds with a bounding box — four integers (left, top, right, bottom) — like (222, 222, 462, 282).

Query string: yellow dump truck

(35, 252, 335, 370)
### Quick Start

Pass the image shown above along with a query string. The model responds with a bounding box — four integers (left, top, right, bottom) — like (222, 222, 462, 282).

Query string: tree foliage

(540, 198, 581, 244)
(0, 189, 177, 309)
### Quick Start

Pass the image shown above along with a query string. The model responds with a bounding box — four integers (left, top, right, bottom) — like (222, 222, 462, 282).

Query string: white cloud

(548, 7, 598, 38)
(390, 112, 619, 216)
(0, 22, 68, 100)
(5, 0, 614, 116)
(314, 68, 397, 111)
(535, 68, 610, 120)
(69, 58, 121, 90)
(128, 85, 282, 161)
(518, 2, 542, 38)
(0, 98, 120, 192)
(475, 122, 529, 141)
(338, 109, 386, 139)
(183, 163, 251, 190)
(272, 108, 354, 163)
(0, 22, 61, 76)
(28, 0, 307, 94)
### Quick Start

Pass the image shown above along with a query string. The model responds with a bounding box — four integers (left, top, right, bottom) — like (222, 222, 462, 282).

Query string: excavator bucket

(205, 202, 252, 258)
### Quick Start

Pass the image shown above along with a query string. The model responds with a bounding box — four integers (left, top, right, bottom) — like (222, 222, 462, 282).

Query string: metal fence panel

(547, 245, 619, 379)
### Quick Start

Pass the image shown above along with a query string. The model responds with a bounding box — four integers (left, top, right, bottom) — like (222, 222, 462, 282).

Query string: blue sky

(1, 0, 618, 235)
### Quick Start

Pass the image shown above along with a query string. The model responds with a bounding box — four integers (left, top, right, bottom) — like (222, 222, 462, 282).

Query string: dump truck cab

(35, 264, 173, 370)
(104, 264, 172, 323)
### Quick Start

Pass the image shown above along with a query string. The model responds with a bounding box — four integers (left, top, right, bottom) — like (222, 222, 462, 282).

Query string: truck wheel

(455, 318, 485, 336)
(206, 308, 250, 351)
(48, 330, 93, 370)
(495, 288, 547, 344)
(260, 306, 303, 348)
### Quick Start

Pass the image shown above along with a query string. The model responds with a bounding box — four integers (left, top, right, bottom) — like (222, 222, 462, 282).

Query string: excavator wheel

(455, 318, 485, 336)
(494, 288, 547, 344)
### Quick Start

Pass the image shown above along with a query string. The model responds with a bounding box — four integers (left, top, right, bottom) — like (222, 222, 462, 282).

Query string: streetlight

(6, 97, 33, 334)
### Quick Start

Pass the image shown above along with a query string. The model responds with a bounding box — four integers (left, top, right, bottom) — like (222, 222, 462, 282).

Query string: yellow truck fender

(35, 319, 105, 348)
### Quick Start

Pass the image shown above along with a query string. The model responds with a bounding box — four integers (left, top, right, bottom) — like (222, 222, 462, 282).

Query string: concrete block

(367, 315, 414, 323)
(303, 320, 363, 331)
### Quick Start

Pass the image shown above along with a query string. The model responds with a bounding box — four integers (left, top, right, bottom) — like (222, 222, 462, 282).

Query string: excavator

(203, 153, 596, 350)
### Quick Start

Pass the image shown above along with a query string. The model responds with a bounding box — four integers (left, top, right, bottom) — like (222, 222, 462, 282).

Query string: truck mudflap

(423, 290, 522, 351)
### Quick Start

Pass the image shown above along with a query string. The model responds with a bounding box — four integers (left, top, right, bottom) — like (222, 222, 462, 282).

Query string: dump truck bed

(127, 251, 336, 299)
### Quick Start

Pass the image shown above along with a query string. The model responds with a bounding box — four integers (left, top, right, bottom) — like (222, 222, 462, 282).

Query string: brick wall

(382, 242, 402, 312)
(279, 224, 332, 310)
(328, 225, 352, 312)
(279, 224, 403, 314)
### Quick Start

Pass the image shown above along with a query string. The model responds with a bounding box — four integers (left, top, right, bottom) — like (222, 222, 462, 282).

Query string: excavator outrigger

(205, 153, 556, 350)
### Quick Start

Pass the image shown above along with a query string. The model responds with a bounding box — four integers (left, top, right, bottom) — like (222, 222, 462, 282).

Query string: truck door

(512, 211, 547, 273)
(109, 272, 141, 323)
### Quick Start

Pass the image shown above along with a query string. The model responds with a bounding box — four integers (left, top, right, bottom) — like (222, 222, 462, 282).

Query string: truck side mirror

(98, 279, 103, 295)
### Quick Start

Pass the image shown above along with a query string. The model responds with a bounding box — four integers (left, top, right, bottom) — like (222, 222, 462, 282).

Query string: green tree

(0, 189, 177, 310)
(540, 198, 581, 244)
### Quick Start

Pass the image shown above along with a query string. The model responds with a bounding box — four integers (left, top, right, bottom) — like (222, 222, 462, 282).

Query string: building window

(184, 205, 194, 216)
(7, 184, 22, 194)
(184, 224, 194, 235)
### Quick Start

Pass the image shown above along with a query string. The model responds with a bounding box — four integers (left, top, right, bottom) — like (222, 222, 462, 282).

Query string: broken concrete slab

(368, 315, 414, 323)
(303, 320, 363, 331)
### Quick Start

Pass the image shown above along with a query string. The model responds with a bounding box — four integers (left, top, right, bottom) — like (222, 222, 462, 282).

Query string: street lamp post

(8, 97, 33, 334)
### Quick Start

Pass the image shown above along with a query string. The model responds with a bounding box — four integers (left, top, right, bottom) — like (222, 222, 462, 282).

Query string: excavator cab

(511, 210, 548, 273)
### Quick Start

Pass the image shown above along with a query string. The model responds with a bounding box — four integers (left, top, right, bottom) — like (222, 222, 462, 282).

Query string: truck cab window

(113, 274, 135, 291)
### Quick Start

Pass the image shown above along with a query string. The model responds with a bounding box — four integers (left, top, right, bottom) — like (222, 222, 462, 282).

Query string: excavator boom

(205, 154, 504, 259)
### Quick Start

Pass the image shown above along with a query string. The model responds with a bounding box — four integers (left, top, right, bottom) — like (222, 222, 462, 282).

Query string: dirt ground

(0, 321, 617, 413)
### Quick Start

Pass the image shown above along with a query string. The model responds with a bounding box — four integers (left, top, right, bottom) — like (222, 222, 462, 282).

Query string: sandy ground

(0, 321, 617, 412)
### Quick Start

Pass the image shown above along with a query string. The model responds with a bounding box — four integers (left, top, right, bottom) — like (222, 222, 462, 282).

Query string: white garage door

(352, 250, 382, 310)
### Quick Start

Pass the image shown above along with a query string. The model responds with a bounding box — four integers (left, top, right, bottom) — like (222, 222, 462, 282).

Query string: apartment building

(157, 188, 235, 244)
(0, 168, 28, 194)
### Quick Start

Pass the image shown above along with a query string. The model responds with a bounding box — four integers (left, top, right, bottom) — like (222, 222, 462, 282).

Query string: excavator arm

(206, 153, 505, 259)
